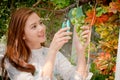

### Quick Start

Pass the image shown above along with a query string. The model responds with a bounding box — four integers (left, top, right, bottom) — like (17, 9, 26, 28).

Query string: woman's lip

(38, 34, 45, 37)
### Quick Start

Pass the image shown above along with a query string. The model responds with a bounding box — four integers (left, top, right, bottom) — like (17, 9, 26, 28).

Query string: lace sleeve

(0, 43, 5, 55)
(70, 71, 93, 80)
(55, 52, 75, 80)
(0, 43, 5, 67)
(5, 59, 52, 80)
(55, 52, 93, 80)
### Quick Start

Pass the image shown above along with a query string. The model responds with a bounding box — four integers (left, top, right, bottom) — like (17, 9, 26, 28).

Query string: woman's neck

(27, 43, 42, 49)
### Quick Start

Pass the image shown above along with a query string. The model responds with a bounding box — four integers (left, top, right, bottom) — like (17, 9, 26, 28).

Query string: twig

(33, 0, 42, 7)
(35, 3, 77, 15)
(55, 3, 77, 13)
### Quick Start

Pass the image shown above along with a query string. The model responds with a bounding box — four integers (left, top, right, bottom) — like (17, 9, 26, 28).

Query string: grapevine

(71, 7, 86, 45)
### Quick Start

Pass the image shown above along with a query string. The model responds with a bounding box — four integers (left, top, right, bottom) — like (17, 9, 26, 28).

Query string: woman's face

(23, 13, 46, 49)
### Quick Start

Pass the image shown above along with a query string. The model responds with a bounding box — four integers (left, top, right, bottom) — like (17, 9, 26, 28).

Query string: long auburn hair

(1, 8, 38, 80)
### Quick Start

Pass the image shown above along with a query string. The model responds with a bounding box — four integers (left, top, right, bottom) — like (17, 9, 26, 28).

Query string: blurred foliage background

(0, 0, 119, 80)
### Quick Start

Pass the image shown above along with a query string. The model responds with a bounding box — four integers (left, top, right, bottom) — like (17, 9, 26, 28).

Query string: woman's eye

(31, 25, 37, 29)
(39, 21, 43, 25)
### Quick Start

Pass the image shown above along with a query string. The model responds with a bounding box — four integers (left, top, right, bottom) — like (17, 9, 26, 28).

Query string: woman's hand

(74, 25, 91, 79)
(49, 27, 72, 53)
(43, 27, 72, 78)
(74, 25, 91, 55)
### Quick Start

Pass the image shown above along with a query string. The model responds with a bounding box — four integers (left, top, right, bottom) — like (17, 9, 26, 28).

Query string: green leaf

(68, 6, 84, 19)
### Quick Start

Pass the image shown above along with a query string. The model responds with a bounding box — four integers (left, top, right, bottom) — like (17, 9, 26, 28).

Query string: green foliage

(37, 0, 74, 9)
(0, 0, 10, 38)
(50, 0, 74, 9)
(96, 6, 108, 17)
(45, 15, 63, 44)
(14, 0, 37, 8)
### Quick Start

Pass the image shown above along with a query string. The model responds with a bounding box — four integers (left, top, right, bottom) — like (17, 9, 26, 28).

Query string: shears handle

(62, 19, 71, 32)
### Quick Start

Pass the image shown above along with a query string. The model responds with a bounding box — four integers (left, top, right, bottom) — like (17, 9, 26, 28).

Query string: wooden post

(115, 29, 120, 80)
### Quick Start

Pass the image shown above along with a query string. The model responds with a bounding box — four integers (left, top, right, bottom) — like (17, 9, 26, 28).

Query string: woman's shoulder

(0, 43, 6, 55)
(0, 43, 6, 66)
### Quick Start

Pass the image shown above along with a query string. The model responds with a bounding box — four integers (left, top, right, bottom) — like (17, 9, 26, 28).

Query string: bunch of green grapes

(71, 8, 86, 45)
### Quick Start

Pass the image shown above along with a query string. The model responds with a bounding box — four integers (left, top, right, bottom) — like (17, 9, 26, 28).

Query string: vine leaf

(85, 9, 109, 26)
(85, 9, 96, 26)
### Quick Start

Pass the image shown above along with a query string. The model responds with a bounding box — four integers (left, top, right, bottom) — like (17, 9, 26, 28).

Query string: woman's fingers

(54, 27, 72, 39)
(80, 25, 90, 40)
(57, 36, 71, 42)
(54, 27, 72, 40)
(58, 32, 72, 38)
(57, 36, 71, 46)
(54, 34, 71, 44)
(82, 35, 89, 39)
(50, 27, 72, 52)
(57, 27, 70, 35)
(81, 25, 90, 30)
(81, 30, 90, 36)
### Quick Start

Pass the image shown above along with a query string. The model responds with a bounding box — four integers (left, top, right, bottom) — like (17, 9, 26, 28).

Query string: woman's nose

(38, 25, 44, 32)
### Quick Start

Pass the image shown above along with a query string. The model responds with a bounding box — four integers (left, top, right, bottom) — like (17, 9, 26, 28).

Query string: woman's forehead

(25, 13, 41, 26)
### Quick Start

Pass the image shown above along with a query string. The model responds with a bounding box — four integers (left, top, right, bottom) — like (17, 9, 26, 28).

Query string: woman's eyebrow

(30, 22, 36, 26)
(30, 19, 42, 26)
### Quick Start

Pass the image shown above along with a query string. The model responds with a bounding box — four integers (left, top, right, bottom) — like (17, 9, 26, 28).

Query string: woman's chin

(40, 38, 46, 43)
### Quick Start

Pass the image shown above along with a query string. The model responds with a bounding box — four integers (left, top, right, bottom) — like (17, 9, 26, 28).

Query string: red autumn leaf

(96, 14, 109, 24)
(85, 9, 109, 25)
(105, 52, 111, 59)
(112, 65, 116, 72)
(85, 9, 96, 26)
(108, 12, 114, 16)
(99, 52, 105, 58)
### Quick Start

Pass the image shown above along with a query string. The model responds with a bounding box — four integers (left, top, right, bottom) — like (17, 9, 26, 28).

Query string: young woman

(1, 8, 92, 80)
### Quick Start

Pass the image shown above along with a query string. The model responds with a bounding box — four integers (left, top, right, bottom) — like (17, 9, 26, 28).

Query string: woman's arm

(55, 51, 92, 80)
(53, 25, 92, 80)
(74, 25, 91, 79)
(42, 27, 72, 79)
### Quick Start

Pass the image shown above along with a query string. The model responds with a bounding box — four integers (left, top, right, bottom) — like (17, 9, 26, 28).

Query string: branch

(35, 3, 77, 15)
(55, 3, 77, 14)
(33, 0, 42, 7)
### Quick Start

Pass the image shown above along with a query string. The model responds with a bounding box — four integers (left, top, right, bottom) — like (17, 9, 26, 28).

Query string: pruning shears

(62, 18, 71, 32)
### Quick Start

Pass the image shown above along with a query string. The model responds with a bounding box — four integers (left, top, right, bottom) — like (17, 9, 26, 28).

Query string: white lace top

(3, 47, 93, 80)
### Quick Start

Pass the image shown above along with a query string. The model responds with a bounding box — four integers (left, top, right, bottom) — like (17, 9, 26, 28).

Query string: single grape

(71, 18, 76, 25)
(72, 8, 77, 17)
